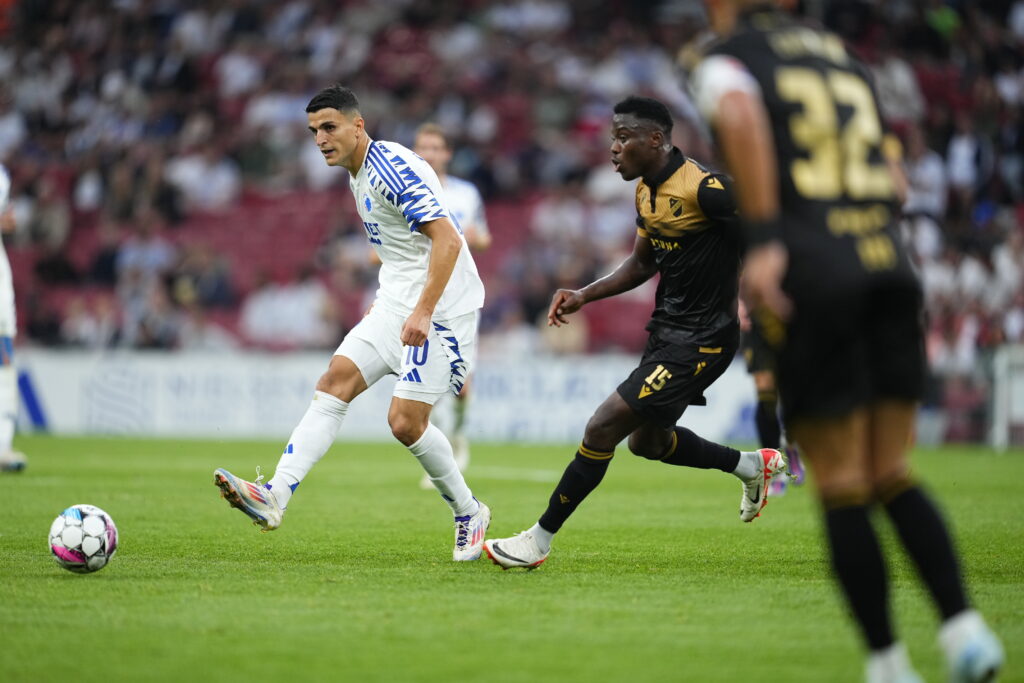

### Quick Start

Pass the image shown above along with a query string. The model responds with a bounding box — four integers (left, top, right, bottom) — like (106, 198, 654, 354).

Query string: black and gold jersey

(635, 147, 740, 342)
(704, 7, 917, 296)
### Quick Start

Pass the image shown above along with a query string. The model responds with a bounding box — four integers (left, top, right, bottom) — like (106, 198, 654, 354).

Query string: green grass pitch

(1, 435, 1020, 682)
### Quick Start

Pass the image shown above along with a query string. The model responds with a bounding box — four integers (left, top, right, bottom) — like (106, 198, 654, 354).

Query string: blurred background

(2, 0, 1023, 446)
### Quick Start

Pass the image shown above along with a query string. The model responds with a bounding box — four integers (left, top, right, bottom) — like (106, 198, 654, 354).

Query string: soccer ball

(49, 504, 119, 573)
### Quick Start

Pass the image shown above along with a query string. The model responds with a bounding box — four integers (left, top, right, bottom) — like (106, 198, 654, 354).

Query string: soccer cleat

(786, 444, 805, 485)
(213, 467, 283, 531)
(866, 643, 924, 683)
(453, 500, 490, 561)
(483, 531, 549, 570)
(769, 472, 788, 497)
(739, 448, 786, 522)
(940, 611, 1004, 683)
(0, 450, 26, 473)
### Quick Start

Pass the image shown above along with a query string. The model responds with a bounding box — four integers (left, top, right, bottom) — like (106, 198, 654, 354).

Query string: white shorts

(336, 306, 478, 405)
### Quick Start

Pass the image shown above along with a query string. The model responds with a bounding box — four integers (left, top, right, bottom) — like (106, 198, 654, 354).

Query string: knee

(388, 410, 428, 447)
(583, 413, 618, 451)
(627, 431, 662, 460)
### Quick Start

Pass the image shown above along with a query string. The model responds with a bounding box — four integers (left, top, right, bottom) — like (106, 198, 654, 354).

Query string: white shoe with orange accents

(453, 501, 490, 561)
(738, 448, 786, 523)
(483, 531, 549, 570)
(213, 467, 284, 531)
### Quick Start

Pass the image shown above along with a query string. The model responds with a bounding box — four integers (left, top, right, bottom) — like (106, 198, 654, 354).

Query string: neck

(641, 149, 674, 185)
(344, 135, 370, 175)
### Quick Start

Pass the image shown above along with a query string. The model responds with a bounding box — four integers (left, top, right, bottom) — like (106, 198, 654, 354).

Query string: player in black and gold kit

(692, 3, 1003, 682)
(484, 96, 786, 570)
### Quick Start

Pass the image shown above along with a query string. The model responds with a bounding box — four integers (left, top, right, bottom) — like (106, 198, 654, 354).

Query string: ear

(650, 129, 665, 148)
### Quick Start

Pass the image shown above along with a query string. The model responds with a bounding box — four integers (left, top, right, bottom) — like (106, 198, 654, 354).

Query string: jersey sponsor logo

(363, 221, 382, 245)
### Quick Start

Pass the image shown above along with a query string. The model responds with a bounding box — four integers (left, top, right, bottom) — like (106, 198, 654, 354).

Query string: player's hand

(742, 242, 792, 320)
(548, 289, 585, 327)
(401, 308, 431, 347)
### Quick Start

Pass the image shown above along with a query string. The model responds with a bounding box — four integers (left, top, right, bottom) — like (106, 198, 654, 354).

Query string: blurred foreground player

(213, 86, 490, 561)
(0, 164, 25, 474)
(692, 2, 1003, 681)
(484, 96, 784, 570)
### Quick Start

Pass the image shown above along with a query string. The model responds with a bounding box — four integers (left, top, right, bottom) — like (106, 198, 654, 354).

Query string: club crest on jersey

(363, 194, 372, 213)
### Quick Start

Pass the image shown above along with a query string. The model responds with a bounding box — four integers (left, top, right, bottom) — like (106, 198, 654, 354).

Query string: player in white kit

(411, 123, 490, 486)
(0, 164, 24, 473)
(214, 86, 491, 561)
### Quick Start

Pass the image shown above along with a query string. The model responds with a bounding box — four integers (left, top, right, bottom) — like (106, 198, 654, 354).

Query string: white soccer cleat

(452, 433, 470, 472)
(739, 448, 786, 523)
(940, 610, 1004, 683)
(484, 530, 549, 570)
(0, 450, 26, 472)
(453, 500, 490, 561)
(866, 643, 924, 683)
(213, 467, 283, 532)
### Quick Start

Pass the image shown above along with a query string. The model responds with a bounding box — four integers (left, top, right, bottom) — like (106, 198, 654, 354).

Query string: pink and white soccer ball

(49, 504, 118, 573)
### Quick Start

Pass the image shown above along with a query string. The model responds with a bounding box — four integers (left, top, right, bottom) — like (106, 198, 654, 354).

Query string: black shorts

(617, 328, 738, 428)
(777, 283, 926, 423)
(741, 323, 775, 375)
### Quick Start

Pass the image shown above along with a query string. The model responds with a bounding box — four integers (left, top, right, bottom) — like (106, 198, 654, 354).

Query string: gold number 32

(776, 67, 893, 201)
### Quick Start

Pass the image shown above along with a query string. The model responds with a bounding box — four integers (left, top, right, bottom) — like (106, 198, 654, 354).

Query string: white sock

(732, 451, 760, 480)
(409, 423, 478, 516)
(267, 391, 348, 509)
(528, 522, 554, 553)
(0, 364, 16, 454)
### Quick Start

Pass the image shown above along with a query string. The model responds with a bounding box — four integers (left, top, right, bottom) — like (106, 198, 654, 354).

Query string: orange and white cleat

(738, 448, 786, 522)
(483, 531, 549, 570)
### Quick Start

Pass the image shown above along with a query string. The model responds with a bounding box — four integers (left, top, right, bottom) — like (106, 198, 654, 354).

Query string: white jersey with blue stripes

(351, 140, 484, 320)
(0, 164, 14, 336)
(442, 175, 489, 239)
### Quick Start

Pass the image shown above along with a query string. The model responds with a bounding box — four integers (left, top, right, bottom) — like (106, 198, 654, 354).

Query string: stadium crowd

(2, 0, 1023, 440)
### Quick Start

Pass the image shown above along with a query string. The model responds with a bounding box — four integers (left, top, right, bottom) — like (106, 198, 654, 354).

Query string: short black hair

(306, 85, 360, 114)
(613, 96, 673, 136)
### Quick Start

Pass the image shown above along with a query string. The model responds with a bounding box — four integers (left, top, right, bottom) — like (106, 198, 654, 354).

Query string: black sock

(825, 503, 894, 651)
(884, 485, 969, 621)
(755, 393, 781, 449)
(537, 443, 613, 533)
(659, 427, 740, 472)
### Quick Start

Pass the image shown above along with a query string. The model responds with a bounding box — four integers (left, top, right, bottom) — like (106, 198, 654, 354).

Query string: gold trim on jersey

(636, 158, 717, 240)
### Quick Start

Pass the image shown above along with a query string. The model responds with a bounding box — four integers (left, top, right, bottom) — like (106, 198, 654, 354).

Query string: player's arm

(693, 55, 791, 318)
(402, 216, 462, 346)
(464, 188, 492, 251)
(548, 234, 656, 327)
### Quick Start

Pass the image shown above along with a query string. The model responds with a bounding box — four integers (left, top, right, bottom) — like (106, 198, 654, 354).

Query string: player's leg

(451, 377, 472, 470)
(213, 311, 392, 530)
(623, 337, 784, 522)
(485, 390, 643, 569)
(790, 410, 915, 681)
(394, 312, 489, 560)
(0, 336, 25, 472)
(752, 370, 781, 450)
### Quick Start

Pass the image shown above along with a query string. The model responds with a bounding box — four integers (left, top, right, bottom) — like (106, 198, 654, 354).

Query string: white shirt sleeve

(0, 165, 10, 211)
(690, 54, 762, 124)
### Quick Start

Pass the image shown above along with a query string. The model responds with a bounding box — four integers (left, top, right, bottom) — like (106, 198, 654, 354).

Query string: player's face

(413, 132, 451, 175)
(610, 114, 662, 181)
(308, 108, 364, 167)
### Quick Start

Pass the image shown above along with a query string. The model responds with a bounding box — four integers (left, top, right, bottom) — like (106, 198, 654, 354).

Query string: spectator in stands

(177, 302, 240, 351)
(164, 142, 242, 212)
(115, 208, 177, 284)
(172, 243, 235, 309)
(902, 124, 948, 260)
